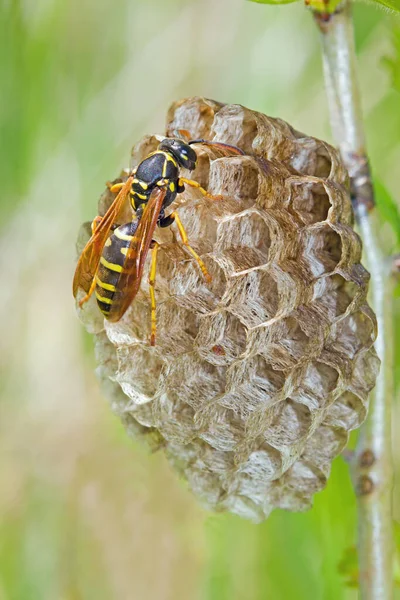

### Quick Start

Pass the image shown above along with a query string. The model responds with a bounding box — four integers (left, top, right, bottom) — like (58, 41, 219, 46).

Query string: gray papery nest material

(76, 97, 379, 522)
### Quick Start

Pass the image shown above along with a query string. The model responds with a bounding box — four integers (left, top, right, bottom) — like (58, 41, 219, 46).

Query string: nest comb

(77, 97, 379, 522)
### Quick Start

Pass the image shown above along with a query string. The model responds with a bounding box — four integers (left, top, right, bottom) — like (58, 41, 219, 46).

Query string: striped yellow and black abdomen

(95, 221, 139, 318)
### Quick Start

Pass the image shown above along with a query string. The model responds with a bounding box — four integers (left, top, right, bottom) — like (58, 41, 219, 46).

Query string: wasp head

(158, 138, 197, 171)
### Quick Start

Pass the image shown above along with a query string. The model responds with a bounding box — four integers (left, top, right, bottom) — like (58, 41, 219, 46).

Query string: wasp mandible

(73, 133, 244, 345)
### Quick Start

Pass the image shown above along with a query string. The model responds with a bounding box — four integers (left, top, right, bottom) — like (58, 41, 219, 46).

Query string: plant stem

(313, 2, 394, 598)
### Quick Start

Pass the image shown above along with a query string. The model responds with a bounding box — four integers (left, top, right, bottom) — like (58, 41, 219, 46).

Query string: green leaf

(374, 178, 400, 246)
(383, 24, 400, 91)
(368, 0, 400, 12)
(393, 521, 400, 587)
(308, 0, 343, 12)
(248, 0, 344, 9)
(248, 0, 400, 11)
(247, 0, 300, 5)
(337, 546, 359, 589)
(395, 520, 400, 552)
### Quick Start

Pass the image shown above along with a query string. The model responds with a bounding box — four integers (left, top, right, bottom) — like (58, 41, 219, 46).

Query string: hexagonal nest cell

(75, 97, 379, 522)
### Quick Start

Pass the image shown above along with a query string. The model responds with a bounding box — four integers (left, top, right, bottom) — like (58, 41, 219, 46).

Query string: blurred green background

(1, 1, 399, 598)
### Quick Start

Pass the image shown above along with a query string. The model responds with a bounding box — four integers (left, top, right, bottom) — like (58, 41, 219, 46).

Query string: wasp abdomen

(95, 220, 139, 317)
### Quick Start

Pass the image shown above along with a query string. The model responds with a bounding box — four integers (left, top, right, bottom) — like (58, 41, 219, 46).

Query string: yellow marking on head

(169, 181, 175, 192)
(100, 256, 123, 272)
(181, 153, 188, 161)
(114, 228, 133, 241)
(105, 238, 112, 247)
(95, 276, 116, 292)
(95, 292, 113, 304)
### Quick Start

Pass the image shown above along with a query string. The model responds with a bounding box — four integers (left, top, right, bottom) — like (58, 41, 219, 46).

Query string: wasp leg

(107, 169, 137, 194)
(178, 177, 223, 201)
(148, 241, 160, 346)
(78, 275, 97, 308)
(107, 181, 124, 193)
(158, 213, 175, 228)
(91, 215, 103, 234)
(170, 212, 212, 283)
(91, 215, 119, 235)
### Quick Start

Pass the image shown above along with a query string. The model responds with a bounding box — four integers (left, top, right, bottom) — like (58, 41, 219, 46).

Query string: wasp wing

(72, 176, 133, 297)
(107, 187, 166, 322)
(189, 139, 245, 156)
(171, 129, 245, 156)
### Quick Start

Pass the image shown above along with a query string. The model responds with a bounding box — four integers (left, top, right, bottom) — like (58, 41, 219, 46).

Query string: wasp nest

(78, 97, 379, 522)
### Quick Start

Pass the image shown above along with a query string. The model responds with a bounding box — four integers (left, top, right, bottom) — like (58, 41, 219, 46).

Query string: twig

(313, 2, 394, 598)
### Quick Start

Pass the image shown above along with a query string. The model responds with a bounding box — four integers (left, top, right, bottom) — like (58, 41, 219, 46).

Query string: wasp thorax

(77, 97, 379, 522)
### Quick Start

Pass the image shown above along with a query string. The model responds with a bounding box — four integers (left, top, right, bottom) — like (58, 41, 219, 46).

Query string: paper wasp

(72, 132, 244, 345)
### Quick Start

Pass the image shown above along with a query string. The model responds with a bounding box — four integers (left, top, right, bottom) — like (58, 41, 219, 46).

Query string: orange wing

(190, 139, 245, 156)
(107, 187, 166, 322)
(174, 129, 245, 156)
(72, 176, 133, 297)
